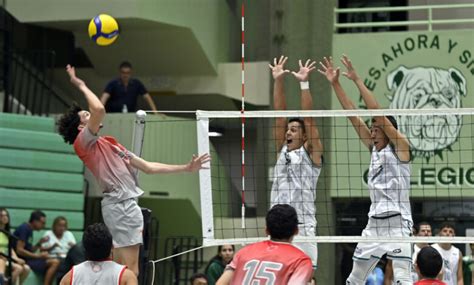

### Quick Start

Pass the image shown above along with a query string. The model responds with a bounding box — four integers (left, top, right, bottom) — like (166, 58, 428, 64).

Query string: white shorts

(293, 225, 318, 268)
(102, 198, 143, 248)
(353, 215, 412, 261)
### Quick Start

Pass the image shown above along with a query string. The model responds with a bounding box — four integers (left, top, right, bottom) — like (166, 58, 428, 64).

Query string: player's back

(229, 240, 313, 285)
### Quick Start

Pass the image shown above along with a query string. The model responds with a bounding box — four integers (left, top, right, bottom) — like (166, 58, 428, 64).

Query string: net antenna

(240, 2, 246, 229)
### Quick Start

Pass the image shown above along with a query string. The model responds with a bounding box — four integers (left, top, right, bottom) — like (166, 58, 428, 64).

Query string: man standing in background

(100, 61, 158, 113)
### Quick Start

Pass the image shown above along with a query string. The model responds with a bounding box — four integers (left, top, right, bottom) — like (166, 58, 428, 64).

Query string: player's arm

(100, 92, 110, 106)
(59, 270, 72, 285)
(292, 59, 322, 166)
(318, 57, 371, 149)
(457, 253, 464, 285)
(120, 268, 138, 285)
(66, 65, 105, 134)
(216, 269, 234, 285)
(143, 93, 158, 112)
(269, 55, 290, 152)
(130, 153, 210, 174)
(340, 55, 409, 159)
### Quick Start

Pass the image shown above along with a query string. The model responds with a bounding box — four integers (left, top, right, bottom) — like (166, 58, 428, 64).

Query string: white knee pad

(392, 259, 412, 285)
(346, 257, 378, 285)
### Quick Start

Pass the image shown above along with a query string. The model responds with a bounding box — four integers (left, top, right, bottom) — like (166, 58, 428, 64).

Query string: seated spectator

(55, 241, 85, 285)
(415, 246, 446, 285)
(190, 273, 208, 285)
(13, 210, 60, 285)
(42, 217, 76, 259)
(205, 245, 234, 285)
(0, 208, 30, 284)
(59, 223, 136, 285)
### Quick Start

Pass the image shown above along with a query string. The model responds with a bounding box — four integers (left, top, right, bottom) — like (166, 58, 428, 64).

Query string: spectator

(205, 245, 234, 285)
(0, 208, 30, 284)
(412, 222, 433, 283)
(41, 216, 76, 259)
(432, 223, 463, 285)
(366, 255, 387, 285)
(55, 241, 85, 284)
(13, 210, 60, 285)
(462, 243, 474, 285)
(190, 273, 208, 285)
(414, 246, 446, 285)
(59, 223, 136, 284)
(100, 61, 157, 113)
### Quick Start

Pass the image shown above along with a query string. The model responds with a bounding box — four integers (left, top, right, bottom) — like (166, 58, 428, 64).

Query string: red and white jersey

(71, 260, 126, 285)
(227, 240, 313, 285)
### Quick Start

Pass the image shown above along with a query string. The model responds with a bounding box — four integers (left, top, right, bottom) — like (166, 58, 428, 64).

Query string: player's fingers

(308, 61, 317, 69)
(279, 55, 284, 64)
(317, 69, 325, 75)
(298, 59, 303, 68)
(319, 62, 327, 71)
(282, 56, 288, 66)
(305, 59, 310, 67)
(323, 57, 330, 66)
(273, 57, 277, 66)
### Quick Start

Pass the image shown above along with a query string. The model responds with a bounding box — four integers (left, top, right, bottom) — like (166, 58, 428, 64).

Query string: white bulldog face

(387, 66, 467, 157)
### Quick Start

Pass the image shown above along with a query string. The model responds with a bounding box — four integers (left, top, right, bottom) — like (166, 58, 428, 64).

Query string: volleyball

(88, 14, 119, 46)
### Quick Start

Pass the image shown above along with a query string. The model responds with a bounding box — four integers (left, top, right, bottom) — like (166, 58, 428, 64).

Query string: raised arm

(318, 57, 371, 149)
(100, 92, 110, 106)
(130, 153, 210, 174)
(66, 65, 105, 134)
(341, 55, 410, 159)
(269, 55, 290, 152)
(291, 59, 323, 166)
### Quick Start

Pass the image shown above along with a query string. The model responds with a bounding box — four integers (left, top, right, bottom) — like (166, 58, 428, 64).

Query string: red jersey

(414, 279, 447, 285)
(227, 240, 313, 285)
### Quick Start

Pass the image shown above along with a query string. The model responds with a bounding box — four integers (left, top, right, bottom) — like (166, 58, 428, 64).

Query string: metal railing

(334, 3, 474, 32)
(2, 50, 70, 116)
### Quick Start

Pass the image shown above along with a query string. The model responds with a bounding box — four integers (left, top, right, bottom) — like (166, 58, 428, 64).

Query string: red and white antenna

(241, 2, 246, 229)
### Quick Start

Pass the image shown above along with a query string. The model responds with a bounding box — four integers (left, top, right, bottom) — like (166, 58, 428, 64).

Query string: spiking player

(319, 55, 412, 284)
(57, 65, 210, 277)
(268, 56, 323, 272)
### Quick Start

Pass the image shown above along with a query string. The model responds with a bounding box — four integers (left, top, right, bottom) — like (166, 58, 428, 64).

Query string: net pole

(240, 2, 246, 229)
(131, 110, 147, 176)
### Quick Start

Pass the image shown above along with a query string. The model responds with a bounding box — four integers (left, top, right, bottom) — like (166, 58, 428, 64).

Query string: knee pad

(392, 259, 412, 285)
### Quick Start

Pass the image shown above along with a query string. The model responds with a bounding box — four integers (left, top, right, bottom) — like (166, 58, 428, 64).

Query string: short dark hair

(288, 118, 306, 134)
(266, 204, 298, 240)
(119, 61, 132, 69)
(413, 221, 431, 234)
(29, 210, 46, 223)
(417, 246, 443, 278)
(57, 103, 83, 145)
(371, 116, 398, 130)
(83, 223, 113, 261)
(439, 222, 456, 234)
(189, 272, 208, 284)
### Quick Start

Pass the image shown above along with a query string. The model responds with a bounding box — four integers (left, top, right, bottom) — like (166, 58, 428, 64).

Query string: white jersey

(367, 145, 412, 221)
(412, 244, 424, 282)
(432, 244, 461, 285)
(270, 145, 320, 229)
(71, 260, 126, 285)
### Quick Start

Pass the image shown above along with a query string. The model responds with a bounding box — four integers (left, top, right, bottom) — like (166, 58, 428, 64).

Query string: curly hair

(83, 223, 113, 261)
(57, 103, 83, 144)
(266, 204, 298, 240)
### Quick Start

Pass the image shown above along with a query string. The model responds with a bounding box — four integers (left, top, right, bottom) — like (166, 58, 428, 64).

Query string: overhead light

(209, 132, 223, 137)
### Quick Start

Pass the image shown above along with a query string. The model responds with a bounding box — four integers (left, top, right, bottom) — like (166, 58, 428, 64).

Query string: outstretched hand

(66, 64, 86, 88)
(292, 59, 316, 82)
(186, 153, 211, 172)
(269, 55, 290, 80)
(317, 56, 340, 84)
(340, 54, 359, 81)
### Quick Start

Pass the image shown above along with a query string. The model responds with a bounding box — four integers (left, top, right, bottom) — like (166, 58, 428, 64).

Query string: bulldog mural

(386, 66, 467, 158)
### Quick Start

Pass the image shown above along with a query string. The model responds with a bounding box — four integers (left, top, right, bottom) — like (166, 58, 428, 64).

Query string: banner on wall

(332, 30, 474, 198)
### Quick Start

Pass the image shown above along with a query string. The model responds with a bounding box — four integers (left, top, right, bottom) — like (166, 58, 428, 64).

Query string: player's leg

(103, 198, 144, 277)
(346, 256, 379, 285)
(391, 259, 412, 285)
(114, 245, 140, 276)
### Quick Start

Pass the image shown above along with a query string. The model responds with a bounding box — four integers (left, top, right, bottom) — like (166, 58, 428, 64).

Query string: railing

(334, 3, 474, 32)
(2, 50, 70, 116)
